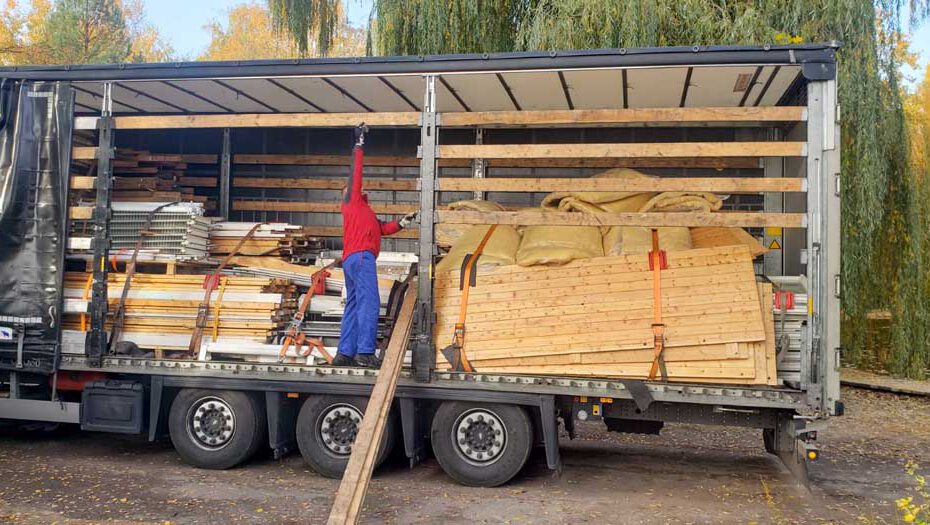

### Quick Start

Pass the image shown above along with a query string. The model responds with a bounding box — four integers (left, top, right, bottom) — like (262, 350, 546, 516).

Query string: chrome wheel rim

(318, 403, 363, 456)
(186, 396, 236, 451)
(452, 409, 507, 466)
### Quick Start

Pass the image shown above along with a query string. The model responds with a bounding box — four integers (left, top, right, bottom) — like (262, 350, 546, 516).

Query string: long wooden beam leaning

(437, 210, 806, 228)
(440, 107, 807, 127)
(233, 153, 762, 169)
(438, 142, 807, 159)
(438, 177, 806, 193)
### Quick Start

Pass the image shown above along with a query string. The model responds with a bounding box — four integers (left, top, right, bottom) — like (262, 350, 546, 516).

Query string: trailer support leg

(539, 395, 562, 473)
(768, 414, 810, 489)
(399, 397, 425, 467)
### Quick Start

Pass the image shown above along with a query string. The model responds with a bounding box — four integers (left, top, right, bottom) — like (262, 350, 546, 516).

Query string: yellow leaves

(773, 32, 804, 45)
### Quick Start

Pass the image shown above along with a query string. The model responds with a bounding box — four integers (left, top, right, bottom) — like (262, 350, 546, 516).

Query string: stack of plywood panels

(433, 245, 777, 385)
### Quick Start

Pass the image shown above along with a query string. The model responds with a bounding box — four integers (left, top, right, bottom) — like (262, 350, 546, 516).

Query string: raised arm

(344, 125, 367, 204)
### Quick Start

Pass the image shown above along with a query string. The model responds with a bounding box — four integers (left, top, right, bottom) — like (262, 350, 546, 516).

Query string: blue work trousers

(337, 251, 380, 357)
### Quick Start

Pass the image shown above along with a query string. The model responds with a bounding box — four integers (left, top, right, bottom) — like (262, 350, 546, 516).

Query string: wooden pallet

(434, 245, 777, 385)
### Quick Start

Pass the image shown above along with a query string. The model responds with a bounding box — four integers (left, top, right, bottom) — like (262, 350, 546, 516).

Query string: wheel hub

(187, 396, 236, 451)
(319, 404, 362, 456)
(453, 409, 507, 465)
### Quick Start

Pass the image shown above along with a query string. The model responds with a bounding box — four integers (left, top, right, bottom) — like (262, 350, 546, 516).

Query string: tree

(266, 0, 343, 56)
(44, 0, 132, 64)
(203, 2, 363, 60)
(0, 0, 172, 66)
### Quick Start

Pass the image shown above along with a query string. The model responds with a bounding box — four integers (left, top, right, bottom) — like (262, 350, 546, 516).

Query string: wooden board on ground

(327, 285, 417, 525)
(433, 245, 777, 385)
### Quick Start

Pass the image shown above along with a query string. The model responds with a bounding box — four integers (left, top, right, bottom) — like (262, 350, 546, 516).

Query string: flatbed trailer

(0, 43, 841, 487)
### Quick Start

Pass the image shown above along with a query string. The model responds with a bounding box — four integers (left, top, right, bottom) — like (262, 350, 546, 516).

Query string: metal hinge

(834, 274, 841, 298)
(834, 173, 841, 196)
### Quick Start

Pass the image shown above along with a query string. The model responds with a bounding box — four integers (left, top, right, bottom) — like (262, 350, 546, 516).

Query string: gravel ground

(0, 386, 927, 524)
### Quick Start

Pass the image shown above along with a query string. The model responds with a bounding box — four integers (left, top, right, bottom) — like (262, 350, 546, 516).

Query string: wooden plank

(70, 176, 96, 190)
(440, 107, 808, 127)
(438, 177, 804, 193)
(115, 112, 420, 130)
(438, 142, 806, 159)
(437, 210, 805, 228)
(72, 146, 97, 160)
(295, 226, 419, 239)
(327, 285, 417, 525)
(69, 207, 93, 220)
(178, 177, 218, 187)
(758, 283, 778, 385)
(234, 177, 418, 191)
(232, 200, 416, 215)
(233, 153, 762, 170)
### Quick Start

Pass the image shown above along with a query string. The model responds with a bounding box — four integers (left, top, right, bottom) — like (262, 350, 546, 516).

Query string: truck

(0, 43, 841, 487)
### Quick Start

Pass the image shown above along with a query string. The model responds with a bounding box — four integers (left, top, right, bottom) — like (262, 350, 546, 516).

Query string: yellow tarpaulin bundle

(436, 200, 505, 248)
(435, 222, 521, 274)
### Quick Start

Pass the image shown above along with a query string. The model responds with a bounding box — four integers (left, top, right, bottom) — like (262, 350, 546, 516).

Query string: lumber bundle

(433, 245, 777, 385)
(71, 148, 218, 209)
(208, 222, 323, 258)
(61, 272, 295, 347)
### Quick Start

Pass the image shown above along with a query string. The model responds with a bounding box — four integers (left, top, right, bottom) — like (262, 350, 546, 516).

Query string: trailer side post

(804, 80, 825, 410)
(821, 79, 842, 415)
(87, 82, 114, 367)
(219, 127, 232, 219)
(413, 75, 439, 383)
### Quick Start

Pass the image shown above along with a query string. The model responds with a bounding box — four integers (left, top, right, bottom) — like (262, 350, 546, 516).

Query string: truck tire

(430, 402, 533, 487)
(295, 395, 396, 479)
(168, 389, 267, 470)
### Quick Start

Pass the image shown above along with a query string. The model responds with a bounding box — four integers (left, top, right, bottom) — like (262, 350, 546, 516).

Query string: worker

(334, 125, 417, 368)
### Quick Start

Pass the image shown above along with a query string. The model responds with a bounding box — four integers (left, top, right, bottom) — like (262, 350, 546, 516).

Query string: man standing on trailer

(335, 125, 417, 368)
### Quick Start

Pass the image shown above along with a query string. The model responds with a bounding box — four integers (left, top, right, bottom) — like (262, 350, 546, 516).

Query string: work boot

(354, 353, 382, 369)
(331, 353, 356, 367)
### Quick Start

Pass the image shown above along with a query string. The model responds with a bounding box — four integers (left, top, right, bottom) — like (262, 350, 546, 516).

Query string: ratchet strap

(211, 277, 228, 342)
(442, 224, 498, 373)
(647, 229, 668, 381)
(278, 263, 338, 364)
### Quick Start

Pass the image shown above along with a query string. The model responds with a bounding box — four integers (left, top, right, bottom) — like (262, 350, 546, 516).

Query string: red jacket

(342, 146, 401, 260)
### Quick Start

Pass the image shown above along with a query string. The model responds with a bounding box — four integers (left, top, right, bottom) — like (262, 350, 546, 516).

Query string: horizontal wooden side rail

(113, 112, 419, 130)
(234, 177, 417, 191)
(233, 153, 762, 170)
(437, 210, 806, 228)
(232, 200, 416, 214)
(297, 226, 418, 239)
(438, 177, 806, 193)
(441, 107, 808, 127)
(71, 147, 217, 164)
(438, 142, 807, 159)
(69, 207, 93, 220)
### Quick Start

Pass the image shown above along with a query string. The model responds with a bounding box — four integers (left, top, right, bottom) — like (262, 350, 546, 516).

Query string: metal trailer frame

(0, 43, 842, 486)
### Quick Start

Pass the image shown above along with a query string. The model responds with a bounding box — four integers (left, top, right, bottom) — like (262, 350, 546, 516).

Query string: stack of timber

(209, 222, 323, 258)
(68, 202, 210, 261)
(433, 245, 778, 385)
(71, 149, 217, 209)
(61, 272, 296, 352)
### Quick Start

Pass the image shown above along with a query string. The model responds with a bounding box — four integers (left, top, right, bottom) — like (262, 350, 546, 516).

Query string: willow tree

(272, 0, 930, 377)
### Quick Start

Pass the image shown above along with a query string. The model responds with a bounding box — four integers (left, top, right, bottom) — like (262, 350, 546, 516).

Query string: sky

(144, 0, 373, 60)
(147, 0, 930, 86)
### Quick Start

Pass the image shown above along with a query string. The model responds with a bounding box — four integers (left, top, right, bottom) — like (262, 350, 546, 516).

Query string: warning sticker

(768, 239, 782, 250)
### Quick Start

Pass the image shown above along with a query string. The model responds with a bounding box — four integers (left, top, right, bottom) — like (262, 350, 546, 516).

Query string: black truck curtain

(0, 80, 74, 373)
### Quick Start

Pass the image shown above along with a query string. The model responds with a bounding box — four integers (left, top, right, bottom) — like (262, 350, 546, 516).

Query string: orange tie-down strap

(444, 224, 498, 373)
(647, 229, 669, 381)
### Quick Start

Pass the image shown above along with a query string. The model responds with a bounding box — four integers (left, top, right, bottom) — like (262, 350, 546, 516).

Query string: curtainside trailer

(0, 43, 841, 487)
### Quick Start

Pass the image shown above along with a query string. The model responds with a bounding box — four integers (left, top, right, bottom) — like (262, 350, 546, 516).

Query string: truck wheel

(295, 395, 396, 479)
(168, 389, 266, 470)
(430, 402, 532, 487)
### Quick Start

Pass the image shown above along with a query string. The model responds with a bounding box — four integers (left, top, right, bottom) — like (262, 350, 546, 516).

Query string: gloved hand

(399, 211, 419, 229)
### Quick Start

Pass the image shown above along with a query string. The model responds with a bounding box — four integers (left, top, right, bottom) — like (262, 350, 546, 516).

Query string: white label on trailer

(0, 327, 13, 341)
